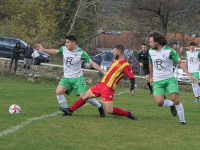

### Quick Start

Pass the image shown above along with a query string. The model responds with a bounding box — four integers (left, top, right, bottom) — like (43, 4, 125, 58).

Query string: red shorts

(89, 82, 115, 103)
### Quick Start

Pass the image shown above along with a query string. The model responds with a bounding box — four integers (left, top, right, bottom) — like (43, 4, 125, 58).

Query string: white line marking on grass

(0, 111, 61, 137)
(0, 90, 129, 137)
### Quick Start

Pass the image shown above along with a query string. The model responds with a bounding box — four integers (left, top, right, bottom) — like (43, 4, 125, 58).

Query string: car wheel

(34, 57, 41, 65)
(82, 61, 92, 69)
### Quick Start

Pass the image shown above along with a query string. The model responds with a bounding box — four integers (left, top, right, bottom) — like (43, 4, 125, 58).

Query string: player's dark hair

(149, 32, 167, 46)
(142, 43, 147, 46)
(190, 42, 196, 46)
(113, 44, 124, 53)
(66, 35, 77, 42)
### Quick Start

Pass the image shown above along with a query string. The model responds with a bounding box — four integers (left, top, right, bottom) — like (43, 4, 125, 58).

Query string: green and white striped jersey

(58, 46, 91, 78)
(186, 50, 200, 73)
(149, 46, 180, 82)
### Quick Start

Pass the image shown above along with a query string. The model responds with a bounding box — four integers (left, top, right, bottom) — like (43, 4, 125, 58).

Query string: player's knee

(156, 100, 164, 107)
(105, 108, 113, 114)
(56, 90, 63, 96)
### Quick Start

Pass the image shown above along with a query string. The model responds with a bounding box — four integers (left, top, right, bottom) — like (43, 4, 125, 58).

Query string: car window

(10, 39, 18, 47)
(19, 40, 27, 48)
(2, 38, 10, 46)
(100, 52, 106, 59)
(104, 52, 114, 61)
(0, 38, 3, 45)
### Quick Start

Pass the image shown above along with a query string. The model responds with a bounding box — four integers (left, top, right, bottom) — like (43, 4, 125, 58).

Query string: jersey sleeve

(169, 49, 180, 62)
(185, 51, 188, 58)
(81, 51, 91, 63)
(198, 51, 200, 58)
(123, 65, 135, 79)
(58, 46, 64, 54)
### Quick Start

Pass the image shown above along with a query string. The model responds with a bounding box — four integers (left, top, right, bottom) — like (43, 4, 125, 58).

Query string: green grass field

(0, 76, 200, 150)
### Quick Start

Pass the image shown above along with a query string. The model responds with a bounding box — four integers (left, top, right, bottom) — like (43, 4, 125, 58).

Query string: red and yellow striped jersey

(101, 58, 134, 90)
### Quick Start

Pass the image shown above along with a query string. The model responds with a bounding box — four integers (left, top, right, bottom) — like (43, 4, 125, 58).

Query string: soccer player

(59, 44, 137, 120)
(185, 42, 200, 102)
(148, 31, 197, 125)
(37, 35, 106, 117)
(139, 44, 153, 95)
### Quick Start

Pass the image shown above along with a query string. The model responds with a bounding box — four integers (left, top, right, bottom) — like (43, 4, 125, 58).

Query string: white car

(174, 60, 190, 83)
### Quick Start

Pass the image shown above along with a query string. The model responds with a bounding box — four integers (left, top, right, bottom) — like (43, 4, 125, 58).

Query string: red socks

(70, 97, 86, 112)
(112, 107, 129, 117)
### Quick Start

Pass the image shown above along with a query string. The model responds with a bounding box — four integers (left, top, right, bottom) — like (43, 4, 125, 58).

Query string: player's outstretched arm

(178, 60, 197, 84)
(90, 61, 106, 74)
(37, 44, 58, 54)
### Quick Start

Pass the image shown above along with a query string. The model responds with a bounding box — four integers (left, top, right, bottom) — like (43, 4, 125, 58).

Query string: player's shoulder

(77, 47, 86, 53)
(164, 46, 174, 50)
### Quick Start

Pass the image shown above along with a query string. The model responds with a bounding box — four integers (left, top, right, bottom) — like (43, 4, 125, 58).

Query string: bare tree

(123, 0, 199, 34)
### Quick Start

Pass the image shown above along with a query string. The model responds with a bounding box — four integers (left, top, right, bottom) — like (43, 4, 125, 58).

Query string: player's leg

(153, 79, 176, 116)
(87, 97, 105, 117)
(145, 72, 153, 95)
(171, 93, 186, 125)
(167, 77, 185, 125)
(103, 102, 137, 120)
(56, 85, 68, 108)
(190, 72, 200, 102)
(57, 77, 73, 116)
(74, 76, 105, 117)
(102, 88, 137, 120)
(62, 90, 94, 116)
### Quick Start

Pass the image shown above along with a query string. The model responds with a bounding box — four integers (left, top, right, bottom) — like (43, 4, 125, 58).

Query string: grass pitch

(0, 76, 200, 150)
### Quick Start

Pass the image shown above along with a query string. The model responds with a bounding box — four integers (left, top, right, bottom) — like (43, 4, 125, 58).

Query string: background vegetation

(1, 0, 199, 54)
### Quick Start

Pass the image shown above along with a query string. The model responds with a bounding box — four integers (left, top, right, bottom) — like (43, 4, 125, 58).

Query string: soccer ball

(9, 104, 21, 114)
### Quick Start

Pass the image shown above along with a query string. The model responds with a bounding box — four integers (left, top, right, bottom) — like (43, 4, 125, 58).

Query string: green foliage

(0, 0, 98, 49)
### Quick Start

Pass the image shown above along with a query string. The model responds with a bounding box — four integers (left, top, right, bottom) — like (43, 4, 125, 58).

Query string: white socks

(175, 102, 185, 123)
(192, 83, 200, 97)
(88, 98, 102, 108)
(162, 99, 173, 107)
(57, 96, 101, 108)
(57, 95, 68, 108)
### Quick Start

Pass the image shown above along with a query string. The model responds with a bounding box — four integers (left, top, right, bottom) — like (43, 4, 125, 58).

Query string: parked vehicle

(0, 37, 50, 65)
(99, 50, 139, 78)
(174, 60, 189, 83)
(82, 51, 108, 69)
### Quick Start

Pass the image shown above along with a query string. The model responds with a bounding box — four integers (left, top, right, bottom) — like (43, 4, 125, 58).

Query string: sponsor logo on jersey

(65, 57, 74, 67)
(189, 57, 194, 64)
(154, 59, 164, 70)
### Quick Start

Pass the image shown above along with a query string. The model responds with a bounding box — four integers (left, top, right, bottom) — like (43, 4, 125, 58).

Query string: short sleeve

(169, 49, 180, 62)
(81, 51, 91, 63)
(58, 46, 64, 54)
(123, 65, 134, 79)
(198, 51, 200, 58)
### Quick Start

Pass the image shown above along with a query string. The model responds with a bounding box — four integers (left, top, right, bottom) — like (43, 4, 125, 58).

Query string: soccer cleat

(149, 92, 153, 95)
(170, 100, 177, 116)
(127, 110, 137, 120)
(180, 122, 186, 125)
(98, 105, 105, 117)
(59, 107, 72, 116)
(61, 112, 70, 116)
(194, 98, 199, 102)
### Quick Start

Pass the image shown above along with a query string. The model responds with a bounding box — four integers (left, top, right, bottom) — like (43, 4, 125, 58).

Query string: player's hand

(188, 74, 198, 84)
(150, 78, 153, 86)
(37, 44, 44, 51)
(139, 63, 143, 67)
(130, 90, 135, 96)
